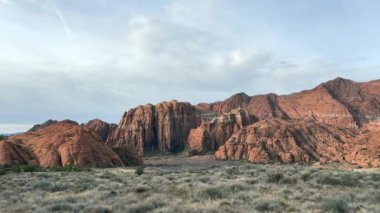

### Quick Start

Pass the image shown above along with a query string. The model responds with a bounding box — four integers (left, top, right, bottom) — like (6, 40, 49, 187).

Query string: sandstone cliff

(107, 100, 204, 154)
(85, 119, 117, 142)
(199, 78, 380, 128)
(4, 121, 124, 167)
(187, 108, 254, 155)
(215, 119, 357, 164)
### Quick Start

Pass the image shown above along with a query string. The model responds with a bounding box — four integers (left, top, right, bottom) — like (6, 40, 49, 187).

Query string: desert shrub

(199, 186, 225, 200)
(198, 176, 210, 183)
(225, 166, 240, 176)
(99, 172, 125, 184)
(280, 176, 298, 185)
(322, 198, 352, 213)
(0, 169, 6, 175)
(49, 165, 91, 172)
(0, 164, 90, 175)
(0, 164, 42, 174)
(82, 206, 111, 213)
(224, 183, 246, 193)
(32, 180, 55, 191)
(255, 199, 287, 212)
(300, 172, 312, 182)
(99, 172, 116, 179)
(46, 202, 75, 212)
(267, 172, 284, 184)
(32, 180, 68, 192)
(373, 191, 380, 203)
(317, 173, 360, 187)
(112, 146, 143, 166)
(370, 173, 380, 182)
(135, 185, 149, 193)
(124, 199, 165, 213)
(135, 167, 144, 176)
(18, 164, 41, 172)
(74, 176, 96, 192)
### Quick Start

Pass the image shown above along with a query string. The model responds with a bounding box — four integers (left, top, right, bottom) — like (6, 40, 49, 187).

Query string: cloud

(54, 7, 72, 39)
(0, 0, 379, 132)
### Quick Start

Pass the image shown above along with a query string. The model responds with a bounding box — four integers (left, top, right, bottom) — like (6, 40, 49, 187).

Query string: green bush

(267, 172, 284, 184)
(135, 167, 144, 176)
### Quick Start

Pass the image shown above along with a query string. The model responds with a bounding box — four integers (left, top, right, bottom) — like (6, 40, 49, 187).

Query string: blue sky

(0, 0, 379, 132)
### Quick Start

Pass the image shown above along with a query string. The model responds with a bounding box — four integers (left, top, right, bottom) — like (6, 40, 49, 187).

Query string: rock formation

(4, 121, 124, 167)
(0, 141, 37, 165)
(215, 119, 358, 164)
(200, 78, 380, 128)
(107, 100, 204, 154)
(2, 77, 379, 167)
(28, 119, 77, 132)
(85, 119, 117, 142)
(187, 108, 254, 155)
(345, 122, 380, 167)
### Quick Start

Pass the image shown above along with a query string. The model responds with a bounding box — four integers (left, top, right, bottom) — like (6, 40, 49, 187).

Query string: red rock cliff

(107, 100, 204, 154)
(6, 121, 124, 167)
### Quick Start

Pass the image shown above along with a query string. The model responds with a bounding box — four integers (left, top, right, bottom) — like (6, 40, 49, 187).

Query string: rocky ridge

(2, 121, 124, 167)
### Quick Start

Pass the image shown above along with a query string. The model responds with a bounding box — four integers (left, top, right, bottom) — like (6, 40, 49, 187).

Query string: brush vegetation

(0, 155, 379, 212)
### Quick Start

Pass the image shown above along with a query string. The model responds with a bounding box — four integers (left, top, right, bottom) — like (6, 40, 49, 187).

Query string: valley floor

(0, 155, 379, 213)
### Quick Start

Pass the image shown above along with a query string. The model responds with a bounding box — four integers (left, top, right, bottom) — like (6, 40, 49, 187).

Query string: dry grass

(0, 155, 379, 212)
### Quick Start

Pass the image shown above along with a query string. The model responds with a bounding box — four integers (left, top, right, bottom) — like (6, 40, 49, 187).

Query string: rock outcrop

(107, 100, 203, 154)
(105, 77, 380, 164)
(200, 78, 380, 128)
(85, 119, 117, 142)
(28, 119, 77, 132)
(6, 121, 124, 167)
(0, 141, 37, 165)
(187, 108, 254, 155)
(345, 122, 380, 167)
(215, 119, 358, 164)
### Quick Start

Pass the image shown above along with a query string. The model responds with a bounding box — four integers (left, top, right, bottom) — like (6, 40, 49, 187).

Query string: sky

(1, 0, 380, 133)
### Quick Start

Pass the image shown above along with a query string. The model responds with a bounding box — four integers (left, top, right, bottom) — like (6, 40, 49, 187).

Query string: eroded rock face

(8, 121, 124, 167)
(215, 119, 358, 164)
(107, 100, 203, 154)
(0, 141, 37, 165)
(200, 78, 380, 128)
(345, 122, 380, 167)
(187, 108, 254, 155)
(85, 119, 117, 142)
(28, 119, 78, 132)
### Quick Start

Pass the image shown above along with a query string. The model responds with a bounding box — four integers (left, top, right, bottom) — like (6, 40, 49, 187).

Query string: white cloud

(0, 0, 378, 131)
(54, 7, 72, 39)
